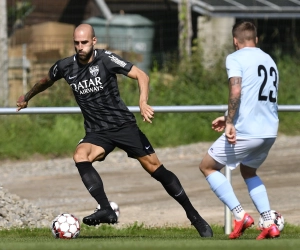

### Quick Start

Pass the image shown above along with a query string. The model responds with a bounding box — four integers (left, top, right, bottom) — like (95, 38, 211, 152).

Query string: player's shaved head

(74, 24, 95, 38)
(232, 21, 257, 44)
(73, 24, 97, 64)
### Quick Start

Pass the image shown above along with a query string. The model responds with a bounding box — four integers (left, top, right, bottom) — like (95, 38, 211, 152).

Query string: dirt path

(1, 135, 300, 228)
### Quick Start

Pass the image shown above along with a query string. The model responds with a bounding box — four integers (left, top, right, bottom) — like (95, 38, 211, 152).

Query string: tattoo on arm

(24, 75, 55, 102)
(227, 77, 241, 124)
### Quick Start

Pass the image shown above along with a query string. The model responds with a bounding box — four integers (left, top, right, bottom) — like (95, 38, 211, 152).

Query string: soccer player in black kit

(16, 24, 213, 237)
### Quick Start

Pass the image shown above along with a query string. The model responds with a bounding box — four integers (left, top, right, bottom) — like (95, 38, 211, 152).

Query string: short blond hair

(232, 21, 257, 43)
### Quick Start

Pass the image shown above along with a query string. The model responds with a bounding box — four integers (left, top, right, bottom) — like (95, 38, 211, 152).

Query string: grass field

(1, 223, 300, 250)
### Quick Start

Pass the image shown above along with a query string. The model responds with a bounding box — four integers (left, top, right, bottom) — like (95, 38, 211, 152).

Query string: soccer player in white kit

(199, 20, 280, 240)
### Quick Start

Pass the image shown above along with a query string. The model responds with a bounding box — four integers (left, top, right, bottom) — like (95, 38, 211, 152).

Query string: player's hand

(16, 95, 28, 112)
(212, 116, 226, 132)
(140, 102, 154, 123)
(225, 123, 236, 144)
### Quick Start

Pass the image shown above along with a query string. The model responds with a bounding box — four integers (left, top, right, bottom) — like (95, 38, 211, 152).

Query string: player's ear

(233, 37, 238, 50)
(92, 36, 97, 46)
(233, 37, 238, 46)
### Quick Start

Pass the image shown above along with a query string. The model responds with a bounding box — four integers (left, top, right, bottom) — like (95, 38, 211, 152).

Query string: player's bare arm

(127, 65, 154, 123)
(226, 76, 241, 144)
(16, 73, 55, 111)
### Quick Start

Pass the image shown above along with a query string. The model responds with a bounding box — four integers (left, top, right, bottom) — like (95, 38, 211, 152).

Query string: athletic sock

(232, 204, 246, 221)
(206, 171, 242, 219)
(245, 176, 270, 213)
(76, 161, 110, 209)
(151, 165, 200, 222)
(260, 210, 274, 228)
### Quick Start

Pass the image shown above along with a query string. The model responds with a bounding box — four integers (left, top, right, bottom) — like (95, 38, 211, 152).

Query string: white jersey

(226, 47, 279, 138)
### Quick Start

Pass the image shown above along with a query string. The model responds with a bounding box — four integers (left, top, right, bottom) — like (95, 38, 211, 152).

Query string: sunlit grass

(0, 223, 300, 250)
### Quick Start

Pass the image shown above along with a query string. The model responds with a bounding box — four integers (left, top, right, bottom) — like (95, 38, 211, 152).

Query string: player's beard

(77, 48, 94, 63)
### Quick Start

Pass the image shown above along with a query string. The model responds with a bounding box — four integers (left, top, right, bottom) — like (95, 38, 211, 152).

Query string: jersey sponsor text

(70, 76, 104, 94)
(108, 55, 126, 68)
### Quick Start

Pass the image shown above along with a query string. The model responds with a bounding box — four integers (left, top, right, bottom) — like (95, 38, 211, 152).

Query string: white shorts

(208, 134, 276, 170)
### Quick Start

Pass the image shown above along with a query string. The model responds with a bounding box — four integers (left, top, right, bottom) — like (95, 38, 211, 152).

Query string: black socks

(76, 161, 110, 208)
(76, 162, 201, 222)
(151, 165, 200, 222)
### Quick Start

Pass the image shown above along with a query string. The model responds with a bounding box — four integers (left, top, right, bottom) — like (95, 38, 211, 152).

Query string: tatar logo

(89, 65, 99, 77)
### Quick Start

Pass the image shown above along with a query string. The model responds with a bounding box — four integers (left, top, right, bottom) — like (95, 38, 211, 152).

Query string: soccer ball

(97, 201, 120, 218)
(51, 213, 80, 239)
(258, 210, 285, 231)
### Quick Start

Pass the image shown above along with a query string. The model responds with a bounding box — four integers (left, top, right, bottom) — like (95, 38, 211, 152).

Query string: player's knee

(140, 161, 161, 174)
(199, 154, 221, 177)
(137, 154, 161, 173)
(199, 161, 206, 175)
(199, 156, 209, 173)
(240, 163, 257, 179)
(73, 147, 88, 163)
(73, 152, 84, 163)
(143, 162, 161, 174)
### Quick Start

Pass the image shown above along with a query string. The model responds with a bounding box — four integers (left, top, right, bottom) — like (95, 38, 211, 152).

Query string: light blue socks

(245, 176, 270, 214)
(206, 171, 240, 210)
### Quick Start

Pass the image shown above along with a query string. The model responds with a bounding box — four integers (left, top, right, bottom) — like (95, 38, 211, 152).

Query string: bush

(0, 52, 299, 160)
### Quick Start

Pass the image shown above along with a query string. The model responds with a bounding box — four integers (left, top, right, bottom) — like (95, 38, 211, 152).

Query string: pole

(22, 44, 27, 94)
(224, 166, 232, 234)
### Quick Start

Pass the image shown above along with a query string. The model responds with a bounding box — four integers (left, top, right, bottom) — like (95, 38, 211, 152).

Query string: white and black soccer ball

(258, 210, 285, 231)
(51, 213, 80, 239)
(97, 201, 120, 218)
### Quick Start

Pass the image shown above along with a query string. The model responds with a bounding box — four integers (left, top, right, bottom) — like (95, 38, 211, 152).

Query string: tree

(7, 1, 34, 36)
(178, 0, 192, 60)
(0, 0, 8, 106)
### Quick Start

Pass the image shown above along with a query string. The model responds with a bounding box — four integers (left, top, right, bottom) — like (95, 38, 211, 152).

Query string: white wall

(197, 16, 235, 69)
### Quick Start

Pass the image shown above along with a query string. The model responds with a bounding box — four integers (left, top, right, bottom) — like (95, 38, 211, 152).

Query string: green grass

(0, 223, 300, 250)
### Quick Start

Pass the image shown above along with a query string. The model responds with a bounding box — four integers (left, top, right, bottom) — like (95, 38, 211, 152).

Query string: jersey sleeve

(101, 50, 133, 75)
(49, 60, 64, 81)
(226, 54, 242, 79)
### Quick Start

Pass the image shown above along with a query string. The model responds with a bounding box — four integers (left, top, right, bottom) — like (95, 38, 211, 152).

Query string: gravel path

(1, 135, 300, 229)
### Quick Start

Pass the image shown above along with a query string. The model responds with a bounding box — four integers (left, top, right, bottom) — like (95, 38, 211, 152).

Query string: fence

(1, 105, 300, 115)
(1, 104, 299, 234)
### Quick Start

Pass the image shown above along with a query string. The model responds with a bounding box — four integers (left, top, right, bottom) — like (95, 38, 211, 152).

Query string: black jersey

(49, 49, 137, 132)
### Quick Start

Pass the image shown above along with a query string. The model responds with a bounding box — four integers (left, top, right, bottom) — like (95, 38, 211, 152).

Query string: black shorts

(78, 123, 155, 161)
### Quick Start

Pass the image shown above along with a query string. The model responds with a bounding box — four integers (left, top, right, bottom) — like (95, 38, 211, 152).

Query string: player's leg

(74, 137, 117, 226)
(240, 163, 272, 226)
(199, 135, 254, 239)
(240, 138, 279, 239)
(137, 154, 213, 237)
(115, 124, 212, 237)
(74, 143, 110, 209)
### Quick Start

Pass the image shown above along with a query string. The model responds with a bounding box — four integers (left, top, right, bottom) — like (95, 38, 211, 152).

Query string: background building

(4, 0, 300, 105)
